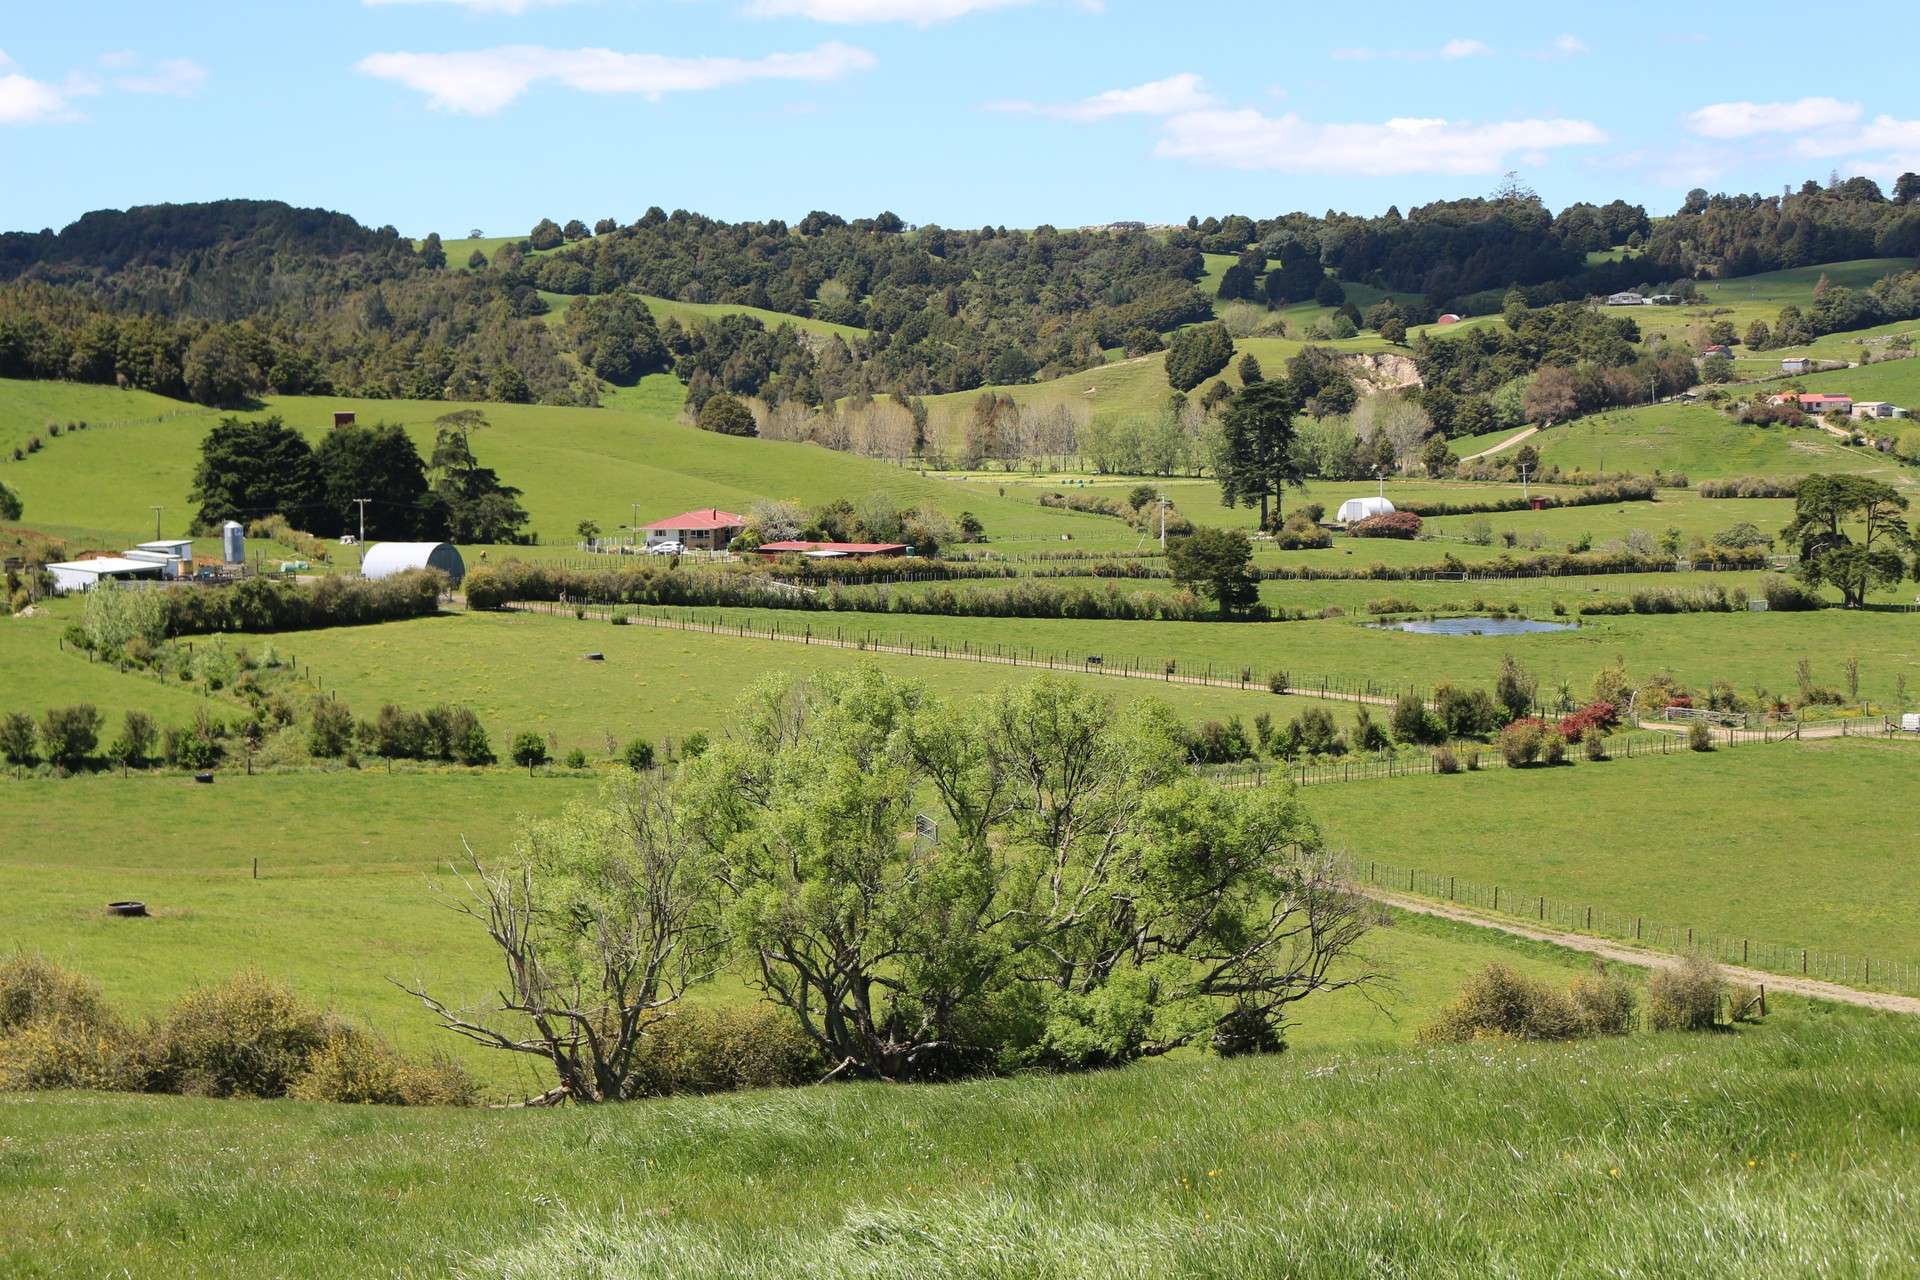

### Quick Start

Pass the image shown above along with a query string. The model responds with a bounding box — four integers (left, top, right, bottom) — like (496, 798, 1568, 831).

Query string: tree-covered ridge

(509, 208, 1213, 394)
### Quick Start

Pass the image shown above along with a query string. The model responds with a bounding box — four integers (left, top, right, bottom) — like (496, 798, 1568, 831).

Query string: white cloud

(356, 42, 877, 114)
(1553, 34, 1587, 54)
(1791, 114, 1920, 159)
(0, 71, 70, 124)
(1685, 97, 1860, 139)
(112, 57, 207, 97)
(365, 0, 577, 11)
(1332, 38, 1491, 62)
(989, 72, 1212, 122)
(1154, 109, 1604, 176)
(747, 0, 1032, 22)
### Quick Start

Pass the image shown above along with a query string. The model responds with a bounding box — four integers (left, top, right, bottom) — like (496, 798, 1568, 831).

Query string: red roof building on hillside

(640, 508, 747, 550)
(754, 540, 911, 558)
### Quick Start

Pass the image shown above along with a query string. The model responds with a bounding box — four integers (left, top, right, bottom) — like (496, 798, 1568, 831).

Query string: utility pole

(1158, 495, 1168, 551)
(1518, 462, 1532, 502)
(150, 506, 164, 540)
(630, 501, 641, 548)
(1374, 466, 1385, 500)
(353, 498, 370, 574)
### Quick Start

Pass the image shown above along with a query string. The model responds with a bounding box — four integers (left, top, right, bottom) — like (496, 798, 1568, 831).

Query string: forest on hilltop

(0, 174, 1915, 411)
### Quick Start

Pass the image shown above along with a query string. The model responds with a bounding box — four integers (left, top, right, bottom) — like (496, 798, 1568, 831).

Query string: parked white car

(647, 541, 683, 556)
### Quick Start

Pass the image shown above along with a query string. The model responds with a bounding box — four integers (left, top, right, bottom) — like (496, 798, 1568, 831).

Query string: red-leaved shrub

(1557, 700, 1618, 740)
(1349, 511, 1424, 539)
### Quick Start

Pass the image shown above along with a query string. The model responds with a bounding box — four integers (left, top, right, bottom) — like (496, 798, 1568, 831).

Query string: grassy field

(0, 759, 1611, 1089)
(1535, 401, 1915, 487)
(1308, 738, 1920, 961)
(2, 998, 1914, 1277)
(612, 602, 1920, 709)
(0, 605, 228, 728)
(0, 381, 215, 456)
(0, 379, 1140, 554)
(220, 608, 1386, 754)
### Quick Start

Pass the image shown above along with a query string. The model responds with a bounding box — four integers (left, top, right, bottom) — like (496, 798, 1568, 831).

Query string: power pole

(1159, 495, 1168, 551)
(1518, 462, 1532, 502)
(630, 501, 641, 548)
(352, 498, 370, 545)
(149, 506, 164, 540)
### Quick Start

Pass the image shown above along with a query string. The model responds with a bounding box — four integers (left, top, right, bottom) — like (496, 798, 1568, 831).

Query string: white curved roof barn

(1335, 496, 1397, 524)
(361, 542, 465, 583)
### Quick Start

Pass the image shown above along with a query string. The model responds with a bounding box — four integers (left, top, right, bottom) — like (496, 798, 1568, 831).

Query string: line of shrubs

(1420, 955, 1742, 1043)
(0, 705, 236, 772)
(1396, 477, 1657, 518)
(0, 956, 825, 1104)
(1254, 545, 1766, 581)
(158, 569, 445, 636)
(1573, 576, 1822, 615)
(1697, 475, 1802, 499)
(474, 559, 1305, 624)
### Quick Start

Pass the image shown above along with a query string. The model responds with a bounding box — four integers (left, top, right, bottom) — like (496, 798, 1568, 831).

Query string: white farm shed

(45, 557, 166, 595)
(1336, 496, 1397, 524)
(360, 542, 466, 584)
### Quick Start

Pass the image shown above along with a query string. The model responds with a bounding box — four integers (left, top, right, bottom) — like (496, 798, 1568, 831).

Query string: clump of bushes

(1647, 954, 1724, 1031)
(1498, 718, 1554, 766)
(1698, 475, 1800, 499)
(625, 1005, 824, 1097)
(1687, 720, 1715, 752)
(1348, 511, 1423, 540)
(0, 959, 478, 1105)
(161, 570, 444, 637)
(1422, 963, 1640, 1042)
(1556, 701, 1617, 740)
(1759, 575, 1824, 611)
(1273, 512, 1332, 550)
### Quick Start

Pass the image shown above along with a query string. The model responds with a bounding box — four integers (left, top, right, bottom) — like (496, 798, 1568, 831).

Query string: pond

(1367, 616, 1578, 636)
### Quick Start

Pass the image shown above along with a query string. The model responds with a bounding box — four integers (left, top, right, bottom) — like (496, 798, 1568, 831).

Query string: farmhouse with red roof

(641, 508, 746, 551)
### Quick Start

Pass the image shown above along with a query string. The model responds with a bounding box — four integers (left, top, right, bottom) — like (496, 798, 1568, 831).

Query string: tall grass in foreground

(1, 1002, 1915, 1278)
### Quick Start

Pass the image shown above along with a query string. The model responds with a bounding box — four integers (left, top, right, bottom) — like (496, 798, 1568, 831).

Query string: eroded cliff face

(1341, 351, 1422, 393)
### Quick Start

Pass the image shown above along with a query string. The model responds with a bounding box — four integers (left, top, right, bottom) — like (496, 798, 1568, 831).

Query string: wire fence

(1342, 854, 1920, 997)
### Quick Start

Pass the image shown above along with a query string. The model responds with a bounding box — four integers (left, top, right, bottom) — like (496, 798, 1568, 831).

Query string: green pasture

(0, 379, 1138, 554)
(615, 603, 1920, 709)
(0, 607, 224, 728)
(247, 609, 1382, 755)
(3, 999, 1913, 1277)
(1535, 402, 1914, 487)
(0, 381, 214, 457)
(0, 759, 1608, 1092)
(1309, 737, 1920, 962)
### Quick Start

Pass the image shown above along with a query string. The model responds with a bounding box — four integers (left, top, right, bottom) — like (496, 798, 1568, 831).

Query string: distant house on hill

(1698, 344, 1732, 359)
(642, 508, 746, 551)
(1605, 291, 1645, 306)
(1781, 357, 1814, 374)
(1770, 392, 1854, 416)
(1435, 313, 1463, 325)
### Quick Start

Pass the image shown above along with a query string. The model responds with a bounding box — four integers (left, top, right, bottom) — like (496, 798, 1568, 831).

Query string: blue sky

(4, 0, 1918, 237)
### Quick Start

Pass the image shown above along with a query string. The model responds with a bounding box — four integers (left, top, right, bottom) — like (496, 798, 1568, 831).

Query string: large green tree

(1213, 378, 1304, 528)
(1165, 322, 1234, 391)
(564, 293, 667, 385)
(696, 393, 757, 437)
(190, 415, 321, 528)
(1167, 526, 1260, 618)
(428, 410, 528, 543)
(1780, 474, 1914, 608)
(312, 421, 430, 538)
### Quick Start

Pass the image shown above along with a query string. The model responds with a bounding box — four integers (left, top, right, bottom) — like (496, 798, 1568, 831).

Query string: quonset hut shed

(360, 541, 466, 585)
(1335, 496, 1397, 524)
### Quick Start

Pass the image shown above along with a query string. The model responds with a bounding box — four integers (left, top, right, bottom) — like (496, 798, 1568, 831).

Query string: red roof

(755, 541, 910, 556)
(642, 508, 746, 531)
(1798, 394, 1850, 404)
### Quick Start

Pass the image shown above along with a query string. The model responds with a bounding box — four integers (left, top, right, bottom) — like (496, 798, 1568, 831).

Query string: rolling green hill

(0, 378, 1133, 552)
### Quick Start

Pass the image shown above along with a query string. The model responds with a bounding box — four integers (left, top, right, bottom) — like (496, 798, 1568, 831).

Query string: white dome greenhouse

(1335, 496, 1397, 524)
(360, 542, 466, 584)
